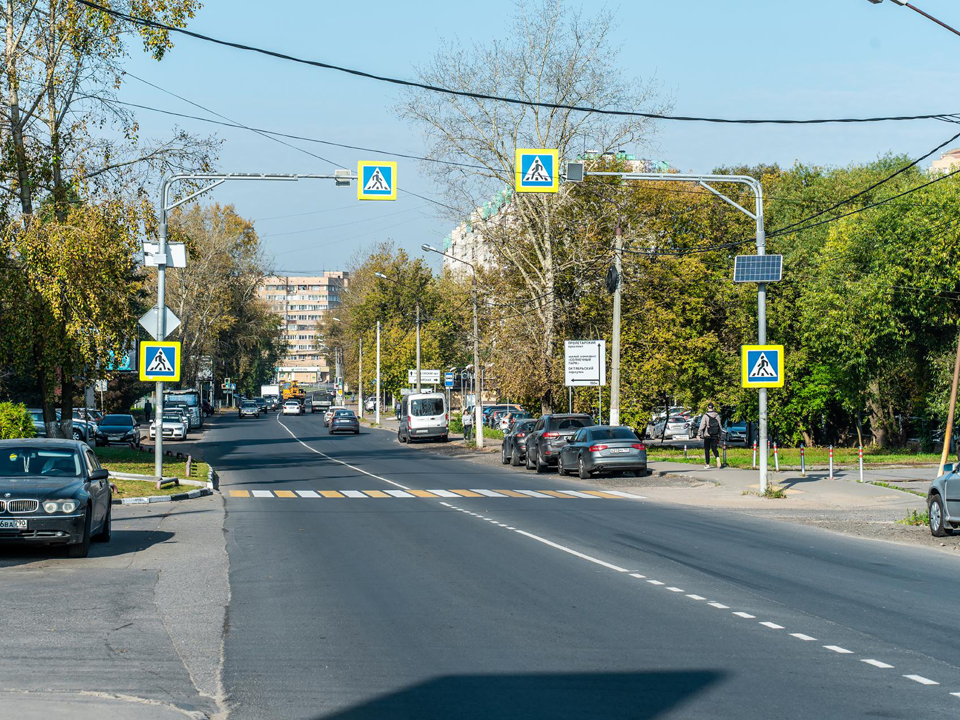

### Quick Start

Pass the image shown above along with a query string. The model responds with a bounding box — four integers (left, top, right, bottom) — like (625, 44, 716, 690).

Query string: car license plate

(0, 519, 27, 529)
(610, 448, 630, 454)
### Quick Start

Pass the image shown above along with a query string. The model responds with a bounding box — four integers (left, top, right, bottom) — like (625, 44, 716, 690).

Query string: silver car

(928, 462, 960, 536)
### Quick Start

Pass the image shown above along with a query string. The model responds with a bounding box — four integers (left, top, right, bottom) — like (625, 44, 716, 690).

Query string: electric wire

(78, 0, 960, 125)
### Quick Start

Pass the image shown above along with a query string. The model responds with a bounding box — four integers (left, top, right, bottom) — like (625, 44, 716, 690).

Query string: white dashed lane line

(437, 502, 958, 703)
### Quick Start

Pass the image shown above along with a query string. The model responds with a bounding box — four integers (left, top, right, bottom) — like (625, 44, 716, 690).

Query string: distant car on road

(329, 409, 360, 435)
(303, 397, 314, 414)
(556, 426, 647, 479)
(95, 414, 141, 448)
(253, 397, 268, 414)
(282, 400, 302, 416)
(324, 406, 345, 427)
(239, 401, 261, 419)
(398, 392, 448, 443)
(524, 413, 594, 473)
(501, 418, 536, 466)
(0, 439, 112, 558)
(150, 411, 188, 440)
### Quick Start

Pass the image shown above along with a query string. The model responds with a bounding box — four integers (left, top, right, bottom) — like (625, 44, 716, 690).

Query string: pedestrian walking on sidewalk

(143, 399, 152, 423)
(698, 403, 723, 469)
(462, 407, 473, 441)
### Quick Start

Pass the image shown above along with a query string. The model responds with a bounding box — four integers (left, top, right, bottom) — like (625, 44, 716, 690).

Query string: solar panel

(733, 255, 782, 283)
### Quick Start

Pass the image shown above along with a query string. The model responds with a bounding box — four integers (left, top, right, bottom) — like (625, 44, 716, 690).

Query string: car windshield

(590, 427, 638, 441)
(515, 421, 536, 432)
(555, 417, 591, 430)
(242, 401, 257, 407)
(0, 447, 82, 477)
(335, 410, 355, 417)
(411, 398, 444, 416)
(101, 415, 133, 427)
(285, 401, 298, 406)
(161, 414, 181, 422)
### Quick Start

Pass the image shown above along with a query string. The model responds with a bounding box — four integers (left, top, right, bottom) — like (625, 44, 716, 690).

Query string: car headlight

(43, 501, 58, 513)
(61, 500, 79, 513)
(43, 499, 79, 513)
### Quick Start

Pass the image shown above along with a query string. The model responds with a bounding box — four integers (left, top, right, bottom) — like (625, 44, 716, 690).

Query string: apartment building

(257, 272, 348, 385)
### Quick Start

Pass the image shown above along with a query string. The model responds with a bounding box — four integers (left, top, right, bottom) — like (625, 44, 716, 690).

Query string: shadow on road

(315, 670, 724, 720)
(0, 528, 175, 567)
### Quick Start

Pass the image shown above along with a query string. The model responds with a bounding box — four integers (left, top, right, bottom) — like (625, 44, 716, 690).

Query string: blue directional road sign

(140, 341, 181, 382)
(741, 345, 784, 388)
(444, 372, 454, 389)
(515, 148, 559, 193)
(357, 161, 397, 201)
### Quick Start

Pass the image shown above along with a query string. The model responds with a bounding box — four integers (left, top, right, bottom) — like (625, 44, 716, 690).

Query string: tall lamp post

(375, 271, 422, 392)
(422, 244, 484, 448)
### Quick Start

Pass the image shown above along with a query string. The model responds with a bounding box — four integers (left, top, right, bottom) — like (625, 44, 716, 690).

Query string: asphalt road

(204, 410, 960, 720)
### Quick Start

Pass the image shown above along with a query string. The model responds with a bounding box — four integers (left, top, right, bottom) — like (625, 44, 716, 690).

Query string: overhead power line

(79, 0, 958, 125)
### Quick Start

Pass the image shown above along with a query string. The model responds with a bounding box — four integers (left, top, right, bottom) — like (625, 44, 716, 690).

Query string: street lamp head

(422, 244, 437, 253)
(332, 317, 342, 322)
(374, 272, 388, 280)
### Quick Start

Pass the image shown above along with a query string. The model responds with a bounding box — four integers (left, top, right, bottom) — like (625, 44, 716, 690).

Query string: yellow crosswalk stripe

(319, 491, 345, 498)
(539, 490, 577, 498)
(493, 489, 528, 497)
(408, 489, 438, 497)
(229, 490, 250, 497)
(579, 490, 625, 499)
(449, 489, 483, 497)
(274, 490, 296, 498)
(362, 490, 390, 498)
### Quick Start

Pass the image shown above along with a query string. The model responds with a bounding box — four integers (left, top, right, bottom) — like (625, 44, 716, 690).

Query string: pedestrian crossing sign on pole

(140, 341, 181, 382)
(741, 345, 784, 388)
(515, 148, 559, 193)
(357, 161, 397, 201)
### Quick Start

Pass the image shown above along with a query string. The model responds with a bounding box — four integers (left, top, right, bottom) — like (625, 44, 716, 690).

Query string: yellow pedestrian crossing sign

(515, 148, 559, 193)
(741, 345, 784, 388)
(140, 341, 181, 382)
(357, 161, 397, 201)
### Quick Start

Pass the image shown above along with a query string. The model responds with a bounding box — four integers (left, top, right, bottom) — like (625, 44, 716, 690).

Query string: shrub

(0, 402, 37, 439)
(450, 411, 463, 434)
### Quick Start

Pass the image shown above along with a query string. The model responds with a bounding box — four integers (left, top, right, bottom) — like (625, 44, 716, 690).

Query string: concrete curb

(112, 487, 213, 505)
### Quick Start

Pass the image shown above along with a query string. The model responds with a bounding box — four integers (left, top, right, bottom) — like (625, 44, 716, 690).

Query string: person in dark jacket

(143, 399, 153, 423)
(698, 403, 724, 469)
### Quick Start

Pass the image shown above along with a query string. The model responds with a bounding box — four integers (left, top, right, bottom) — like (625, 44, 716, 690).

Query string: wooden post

(939, 329, 960, 477)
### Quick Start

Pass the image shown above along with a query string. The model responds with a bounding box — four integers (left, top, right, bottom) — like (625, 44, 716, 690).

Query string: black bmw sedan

(95, 414, 141, 448)
(0, 439, 112, 557)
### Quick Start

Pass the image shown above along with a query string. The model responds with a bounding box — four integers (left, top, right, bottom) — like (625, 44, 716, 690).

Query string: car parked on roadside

(163, 407, 191, 435)
(95, 414, 141, 448)
(499, 411, 532, 432)
(282, 400, 302, 416)
(484, 404, 524, 428)
(149, 411, 188, 441)
(364, 396, 377, 412)
(524, 413, 594, 473)
(928, 462, 960, 537)
(724, 421, 748, 446)
(501, 418, 537, 466)
(653, 415, 694, 440)
(27, 409, 94, 443)
(238, 400, 261, 419)
(328, 408, 360, 435)
(556, 426, 647, 479)
(0, 438, 111, 557)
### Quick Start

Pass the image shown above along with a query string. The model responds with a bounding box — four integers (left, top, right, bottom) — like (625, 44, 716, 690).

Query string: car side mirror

(89, 469, 109, 481)
(945, 463, 954, 475)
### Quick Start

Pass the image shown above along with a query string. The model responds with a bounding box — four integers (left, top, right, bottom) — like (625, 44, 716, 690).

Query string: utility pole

(939, 329, 960, 476)
(416, 303, 422, 393)
(358, 337, 363, 420)
(609, 219, 623, 427)
(375, 320, 381, 425)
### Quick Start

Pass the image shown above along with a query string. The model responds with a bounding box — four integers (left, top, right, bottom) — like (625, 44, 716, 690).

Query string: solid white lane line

(709, 602, 729, 609)
(862, 659, 894, 669)
(511, 529, 629, 572)
(790, 634, 817, 641)
(251, 490, 273, 498)
(733, 612, 756, 619)
(514, 490, 552, 498)
(295, 490, 320, 498)
(904, 675, 938, 686)
(647, 580, 665, 586)
(824, 646, 853, 654)
(759, 622, 784, 629)
(603, 490, 647, 499)
(276, 414, 410, 489)
(427, 489, 460, 498)
(950, 692, 960, 698)
(562, 491, 601, 499)
(470, 489, 506, 497)
(630, 573, 646, 579)
(686, 594, 706, 600)
(385, 490, 414, 498)
(666, 587, 684, 593)
(341, 491, 368, 498)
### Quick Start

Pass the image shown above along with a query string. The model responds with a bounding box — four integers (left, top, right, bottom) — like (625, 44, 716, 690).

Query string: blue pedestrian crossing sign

(444, 372, 454, 389)
(515, 148, 559, 193)
(357, 161, 397, 201)
(140, 341, 181, 382)
(741, 345, 784, 388)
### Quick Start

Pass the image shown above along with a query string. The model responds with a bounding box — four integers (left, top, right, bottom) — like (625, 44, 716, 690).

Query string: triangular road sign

(146, 348, 173, 374)
(364, 168, 390, 192)
(748, 352, 777, 379)
(523, 156, 551, 183)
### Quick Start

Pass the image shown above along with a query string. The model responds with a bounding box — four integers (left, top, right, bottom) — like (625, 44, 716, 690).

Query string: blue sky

(119, 0, 960, 273)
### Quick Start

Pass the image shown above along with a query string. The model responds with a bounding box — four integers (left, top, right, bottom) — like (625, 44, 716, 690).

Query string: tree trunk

(5, 0, 33, 215)
(866, 383, 889, 448)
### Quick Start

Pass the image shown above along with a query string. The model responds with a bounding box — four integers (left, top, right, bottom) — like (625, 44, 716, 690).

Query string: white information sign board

(564, 340, 606, 387)
(407, 369, 441, 385)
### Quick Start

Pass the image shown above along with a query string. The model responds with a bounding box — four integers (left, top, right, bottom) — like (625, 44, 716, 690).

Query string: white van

(398, 392, 448, 443)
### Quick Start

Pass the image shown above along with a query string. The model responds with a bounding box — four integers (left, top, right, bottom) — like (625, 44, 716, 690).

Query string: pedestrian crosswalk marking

(228, 489, 645, 500)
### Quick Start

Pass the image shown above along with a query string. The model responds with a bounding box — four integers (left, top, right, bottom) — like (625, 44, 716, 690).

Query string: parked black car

(328, 409, 360, 435)
(556, 426, 648, 479)
(524, 413, 594, 473)
(95, 414, 141, 448)
(0, 439, 112, 557)
(502, 419, 537, 466)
